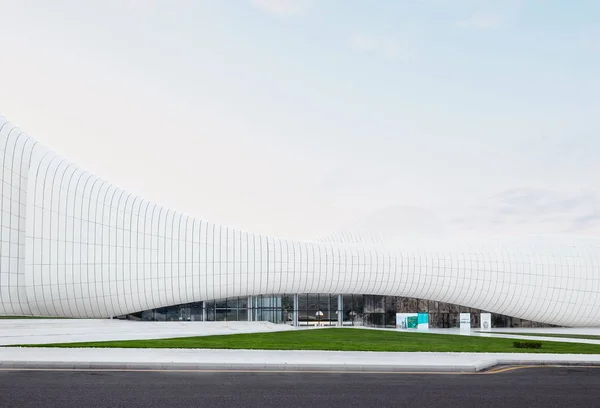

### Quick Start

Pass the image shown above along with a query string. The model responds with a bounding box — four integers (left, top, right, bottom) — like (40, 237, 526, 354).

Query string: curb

(0, 361, 481, 372)
(495, 359, 600, 367)
(2, 360, 600, 372)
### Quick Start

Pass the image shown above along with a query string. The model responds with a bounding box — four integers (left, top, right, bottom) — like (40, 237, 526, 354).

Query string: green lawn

(490, 332, 600, 341)
(11, 328, 600, 353)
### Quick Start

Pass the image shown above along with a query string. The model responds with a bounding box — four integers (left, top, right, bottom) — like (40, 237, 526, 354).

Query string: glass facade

(137, 296, 284, 322)
(130, 294, 555, 328)
(134, 293, 361, 325)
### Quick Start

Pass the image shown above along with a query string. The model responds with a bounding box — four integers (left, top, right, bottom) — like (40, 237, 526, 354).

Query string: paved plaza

(0, 319, 294, 346)
(3, 319, 600, 346)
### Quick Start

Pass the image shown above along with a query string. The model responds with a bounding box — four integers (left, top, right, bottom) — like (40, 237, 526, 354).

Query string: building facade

(1, 116, 599, 326)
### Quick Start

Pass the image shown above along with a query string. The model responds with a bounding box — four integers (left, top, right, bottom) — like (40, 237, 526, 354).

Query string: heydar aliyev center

(2, 115, 600, 328)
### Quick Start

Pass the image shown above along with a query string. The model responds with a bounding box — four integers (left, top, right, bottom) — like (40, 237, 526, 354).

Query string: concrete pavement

(3, 347, 600, 372)
(0, 319, 294, 346)
(5, 319, 600, 346)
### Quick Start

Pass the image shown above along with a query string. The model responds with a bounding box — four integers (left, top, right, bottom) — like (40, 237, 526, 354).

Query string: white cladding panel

(0, 120, 36, 316)
(1, 116, 600, 325)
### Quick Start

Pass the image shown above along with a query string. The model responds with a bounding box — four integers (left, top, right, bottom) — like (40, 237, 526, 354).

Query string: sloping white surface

(0, 319, 293, 346)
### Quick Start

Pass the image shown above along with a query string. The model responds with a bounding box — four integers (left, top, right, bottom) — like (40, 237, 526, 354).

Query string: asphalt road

(1, 367, 599, 408)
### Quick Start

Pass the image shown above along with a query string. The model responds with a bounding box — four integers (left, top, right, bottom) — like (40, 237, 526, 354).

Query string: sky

(1, 0, 599, 241)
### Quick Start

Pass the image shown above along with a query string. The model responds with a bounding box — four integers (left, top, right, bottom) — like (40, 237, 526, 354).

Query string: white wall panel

(0, 119, 36, 316)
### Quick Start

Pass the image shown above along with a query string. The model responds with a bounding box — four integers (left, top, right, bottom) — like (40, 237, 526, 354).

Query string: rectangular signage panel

(480, 313, 492, 331)
(459, 313, 471, 330)
(417, 313, 429, 330)
(396, 313, 418, 329)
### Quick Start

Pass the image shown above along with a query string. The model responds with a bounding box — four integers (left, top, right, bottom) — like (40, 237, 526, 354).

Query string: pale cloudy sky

(1, 0, 599, 240)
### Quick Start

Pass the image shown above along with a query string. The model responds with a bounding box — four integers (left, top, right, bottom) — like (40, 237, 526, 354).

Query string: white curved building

(1, 116, 600, 326)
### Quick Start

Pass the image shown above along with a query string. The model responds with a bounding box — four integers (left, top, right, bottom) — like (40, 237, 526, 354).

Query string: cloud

(352, 35, 378, 53)
(351, 34, 414, 61)
(456, 12, 505, 29)
(336, 188, 600, 241)
(125, 0, 158, 13)
(319, 205, 447, 244)
(317, 165, 393, 191)
(449, 188, 600, 236)
(581, 26, 600, 52)
(251, 0, 311, 16)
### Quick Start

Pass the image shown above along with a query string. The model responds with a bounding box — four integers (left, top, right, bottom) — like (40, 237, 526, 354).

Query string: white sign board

(459, 313, 471, 330)
(480, 313, 492, 331)
(396, 313, 418, 329)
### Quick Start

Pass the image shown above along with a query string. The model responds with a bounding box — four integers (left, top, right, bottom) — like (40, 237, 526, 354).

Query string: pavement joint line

(2, 364, 600, 375)
(0, 364, 474, 374)
(0, 367, 487, 375)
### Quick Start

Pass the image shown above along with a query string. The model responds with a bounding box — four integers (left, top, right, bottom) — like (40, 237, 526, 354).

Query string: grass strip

(11, 328, 600, 353)
(488, 332, 600, 341)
